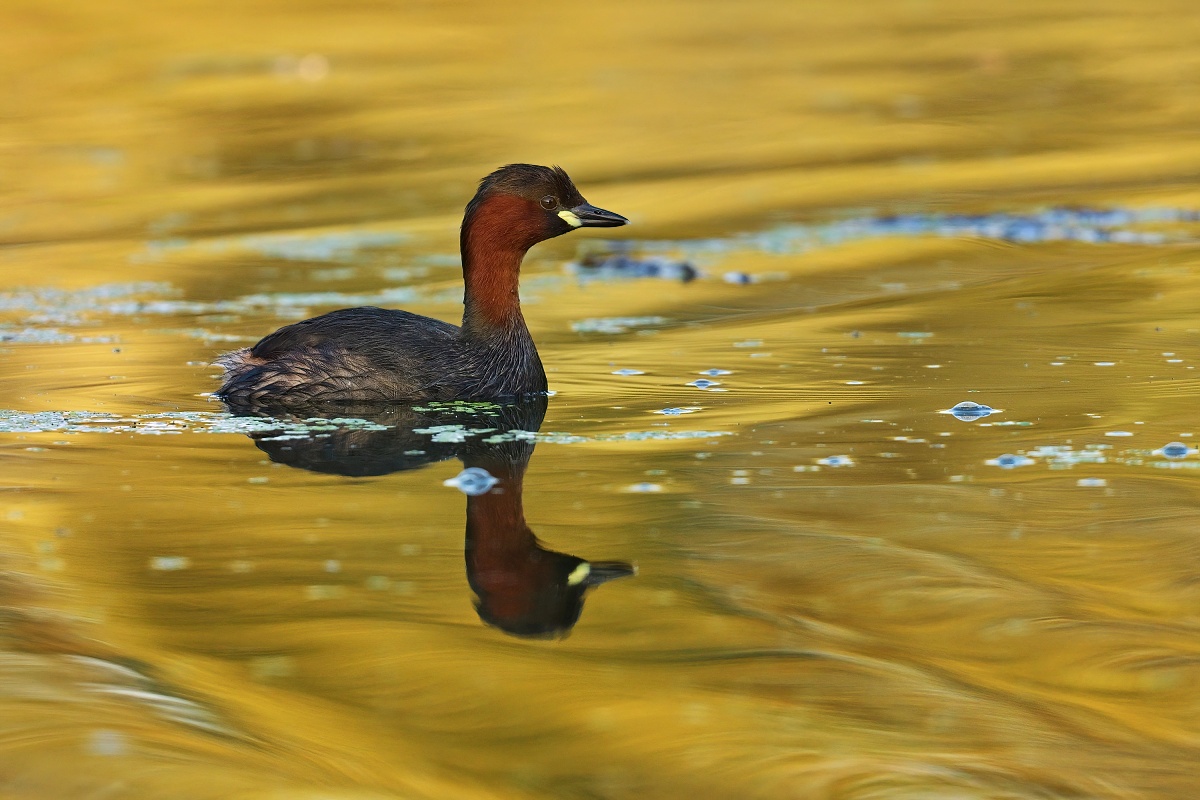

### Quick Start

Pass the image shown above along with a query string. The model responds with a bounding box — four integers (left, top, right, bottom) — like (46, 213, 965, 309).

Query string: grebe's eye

(540, 195, 558, 210)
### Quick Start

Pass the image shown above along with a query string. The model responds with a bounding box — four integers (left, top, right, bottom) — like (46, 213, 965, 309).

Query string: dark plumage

(215, 164, 627, 408)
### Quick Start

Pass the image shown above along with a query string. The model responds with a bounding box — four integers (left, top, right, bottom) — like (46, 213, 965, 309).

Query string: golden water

(3, 1, 1200, 797)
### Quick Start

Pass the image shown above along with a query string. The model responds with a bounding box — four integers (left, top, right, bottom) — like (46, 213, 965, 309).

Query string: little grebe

(215, 164, 627, 406)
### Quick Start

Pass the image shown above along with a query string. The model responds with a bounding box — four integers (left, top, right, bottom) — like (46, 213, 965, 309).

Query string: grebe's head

(471, 554, 637, 639)
(463, 164, 627, 253)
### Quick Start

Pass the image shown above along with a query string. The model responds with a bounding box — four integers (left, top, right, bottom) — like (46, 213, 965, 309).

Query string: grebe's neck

(463, 455, 537, 612)
(460, 194, 542, 335)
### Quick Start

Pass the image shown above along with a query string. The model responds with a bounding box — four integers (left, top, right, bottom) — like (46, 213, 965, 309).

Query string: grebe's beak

(566, 560, 638, 587)
(558, 202, 628, 229)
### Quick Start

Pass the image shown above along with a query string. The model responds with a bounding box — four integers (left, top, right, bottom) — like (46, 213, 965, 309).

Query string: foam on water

(133, 230, 407, 264)
(0, 409, 732, 445)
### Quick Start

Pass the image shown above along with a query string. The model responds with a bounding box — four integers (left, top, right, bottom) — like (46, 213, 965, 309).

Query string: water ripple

(636, 206, 1200, 257)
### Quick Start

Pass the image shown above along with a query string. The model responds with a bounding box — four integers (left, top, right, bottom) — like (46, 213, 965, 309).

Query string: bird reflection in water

(222, 395, 635, 638)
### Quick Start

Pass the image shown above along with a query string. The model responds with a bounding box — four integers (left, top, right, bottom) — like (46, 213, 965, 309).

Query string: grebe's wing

(249, 306, 458, 363)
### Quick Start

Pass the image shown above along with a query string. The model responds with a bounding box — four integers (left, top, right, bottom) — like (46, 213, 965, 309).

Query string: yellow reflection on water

(3, 0, 1200, 798)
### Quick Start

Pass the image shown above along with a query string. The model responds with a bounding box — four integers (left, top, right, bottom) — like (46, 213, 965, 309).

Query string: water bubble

(86, 729, 128, 757)
(624, 482, 663, 493)
(1158, 442, 1191, 459)
(149, 556, 190, 571)
(986, 453, 1034, 469)
(305, 585, 346, 600)
(1077, 478, 1107, 487)
(943, 401, 997, 421)
(443, 467, 499, 496)
(654, 407, 701, 416)
(296, 53, 330, 82)
(817, 455, 855, 467)
(687, 379, 720, 389)
(611, 368, 645, 376)
(699, 369, 733, 376)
